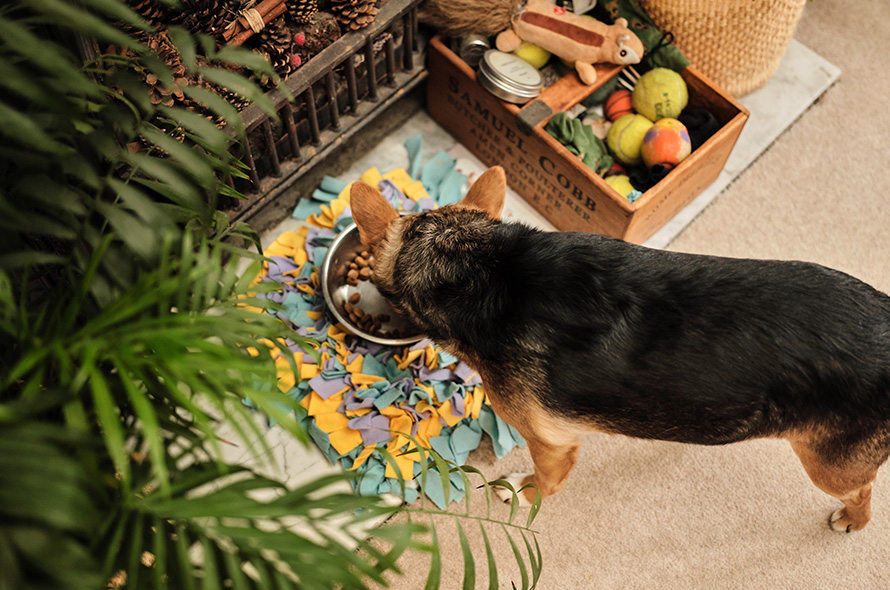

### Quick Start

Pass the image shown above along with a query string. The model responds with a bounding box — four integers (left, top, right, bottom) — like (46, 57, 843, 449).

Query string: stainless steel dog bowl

(319, 222, 423, 346)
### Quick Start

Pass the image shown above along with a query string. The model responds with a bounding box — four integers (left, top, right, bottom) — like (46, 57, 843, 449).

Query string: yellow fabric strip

(347, 444, 378, 471)
(360, 167, 383, 187)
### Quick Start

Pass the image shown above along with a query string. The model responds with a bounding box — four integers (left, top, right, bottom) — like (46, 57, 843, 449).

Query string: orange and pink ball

(640, 118, 692, 170)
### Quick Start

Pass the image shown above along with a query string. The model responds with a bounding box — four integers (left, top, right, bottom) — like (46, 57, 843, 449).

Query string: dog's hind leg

(790, 432, 889, 532)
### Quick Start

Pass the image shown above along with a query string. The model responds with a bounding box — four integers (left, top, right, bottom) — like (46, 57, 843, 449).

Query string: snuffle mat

(250, 135, 525, 508)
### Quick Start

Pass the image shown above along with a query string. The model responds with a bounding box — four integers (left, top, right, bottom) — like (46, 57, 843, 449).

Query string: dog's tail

(418, 0, 516, 38)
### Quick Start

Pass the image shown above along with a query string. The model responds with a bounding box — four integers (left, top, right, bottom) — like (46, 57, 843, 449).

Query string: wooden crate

(226, 0, 426, 224)
(425, 35, 749, 244)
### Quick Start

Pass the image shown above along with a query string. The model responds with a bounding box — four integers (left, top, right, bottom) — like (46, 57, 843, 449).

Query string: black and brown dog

(349, 166, 890, 532)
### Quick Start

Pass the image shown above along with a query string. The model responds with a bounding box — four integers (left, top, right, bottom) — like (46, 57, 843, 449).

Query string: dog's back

(350, 166, 890, 532)
(387, 206, 890, 438)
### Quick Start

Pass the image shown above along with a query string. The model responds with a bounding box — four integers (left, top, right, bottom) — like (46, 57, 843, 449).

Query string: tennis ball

(605, 174, 635, 197)
(514, 43, 551, 69)
(606, 113, 654, 166)
(641, 118, 692, 170)
(632, 68, 688, 121)
(604, 89, 634, 121)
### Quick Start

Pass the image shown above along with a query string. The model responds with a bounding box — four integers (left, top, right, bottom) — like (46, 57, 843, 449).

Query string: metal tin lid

(458, 34, 490, 68)
(477, 49, 543, 104)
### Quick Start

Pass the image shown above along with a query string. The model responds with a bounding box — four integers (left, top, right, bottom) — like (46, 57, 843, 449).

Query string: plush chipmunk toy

(419, 0, 644, 84)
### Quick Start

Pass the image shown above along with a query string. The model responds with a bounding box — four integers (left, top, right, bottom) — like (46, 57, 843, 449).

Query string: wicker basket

(635, 0, 807, 96)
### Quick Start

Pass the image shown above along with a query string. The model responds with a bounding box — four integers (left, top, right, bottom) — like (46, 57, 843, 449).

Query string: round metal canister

(477, 50, 543, 104)
(458, 34, 491, 67)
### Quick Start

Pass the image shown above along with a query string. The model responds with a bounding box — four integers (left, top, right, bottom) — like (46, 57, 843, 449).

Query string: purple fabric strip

(267, 256, 300, 282)
(450, 394, 465, 418)
(308, 374, 349, 399)
(392, 376, 414, 393)
(379, 180, 406, 209)
(417, 367, 457, 382)
(454, 362, 482, 385)
(417, 197, 437, 211)
(410, 339, 432, 351)
(345, 391, 376, 410)
(348, 412, 392, 445)
(402, 405, 429, 422)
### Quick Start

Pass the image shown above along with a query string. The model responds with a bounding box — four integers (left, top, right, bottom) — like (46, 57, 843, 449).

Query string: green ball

(606, 114, 654, 166)
(605, 174, 635, 197)
(632, 68, 689, 121)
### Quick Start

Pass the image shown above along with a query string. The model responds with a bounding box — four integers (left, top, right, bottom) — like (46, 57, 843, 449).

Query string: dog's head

(350, 166, 506, 251)
(349, 166, 506, 342)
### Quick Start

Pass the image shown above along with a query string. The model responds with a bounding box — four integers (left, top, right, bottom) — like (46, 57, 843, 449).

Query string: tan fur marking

(458, 166, 506, 219)
(518, 439, 581, 503)
(480, 372, 599, 503)
(349, 182, 399, 252)
(367, 216, 406, 293)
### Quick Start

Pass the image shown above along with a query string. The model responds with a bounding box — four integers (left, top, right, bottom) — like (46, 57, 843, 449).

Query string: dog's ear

(350, 181, 399, 251)
(460, 166, 505, 219)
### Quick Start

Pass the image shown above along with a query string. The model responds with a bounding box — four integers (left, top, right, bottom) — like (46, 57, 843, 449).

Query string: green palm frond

(0, 423, 108, 590)
(94, 460, 425, 590)
(0, 1, 544, 588)
(381, 442, 544, 590)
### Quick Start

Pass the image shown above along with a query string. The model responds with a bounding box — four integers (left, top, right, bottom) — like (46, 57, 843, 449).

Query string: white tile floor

(240, 38, 840, 503)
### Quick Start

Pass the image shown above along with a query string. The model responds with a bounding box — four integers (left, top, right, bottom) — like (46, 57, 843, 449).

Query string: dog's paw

(493, 473, 532, 506)
(829, 508, 865, 533)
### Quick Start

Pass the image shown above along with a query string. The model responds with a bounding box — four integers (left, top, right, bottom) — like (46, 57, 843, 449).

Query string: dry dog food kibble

(345, 266, 360, 286)
(345, 250, 373, 282)
(340, 250, 403, 339)
(345, 304, 400, 339)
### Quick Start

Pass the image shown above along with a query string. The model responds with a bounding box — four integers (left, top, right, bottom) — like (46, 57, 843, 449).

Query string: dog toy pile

(423, 0, 715, 204)
(250, 135, 525, 508)
(598, 67, 721, 195)
(544, 65, 721, 203)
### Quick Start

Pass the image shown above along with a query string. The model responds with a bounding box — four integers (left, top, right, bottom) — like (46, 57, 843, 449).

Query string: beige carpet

(378, 1, 890, 588)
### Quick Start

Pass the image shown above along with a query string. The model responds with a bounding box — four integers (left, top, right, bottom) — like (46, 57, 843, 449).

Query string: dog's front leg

(483, 378, 588, 504)
(483, 383, 583, 505)
(496, 433, 581, 506)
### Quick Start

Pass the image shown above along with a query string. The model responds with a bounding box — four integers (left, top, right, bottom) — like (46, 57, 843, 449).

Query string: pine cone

(106, 31, 190, 108)
(107, 32, 252, 120)
(255, 15, 293, 55)
(257, 49, 305, 84)
(252, 16, 295, 78)
(139, 31, 191, 105)
(330, 0, 378, 31)
(172, 0, 246, 41)
(127, 0, 176, 28)
(290, 0, 319, 24)
(294, 10, 340, 55)
(142, 30, 188, 77)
